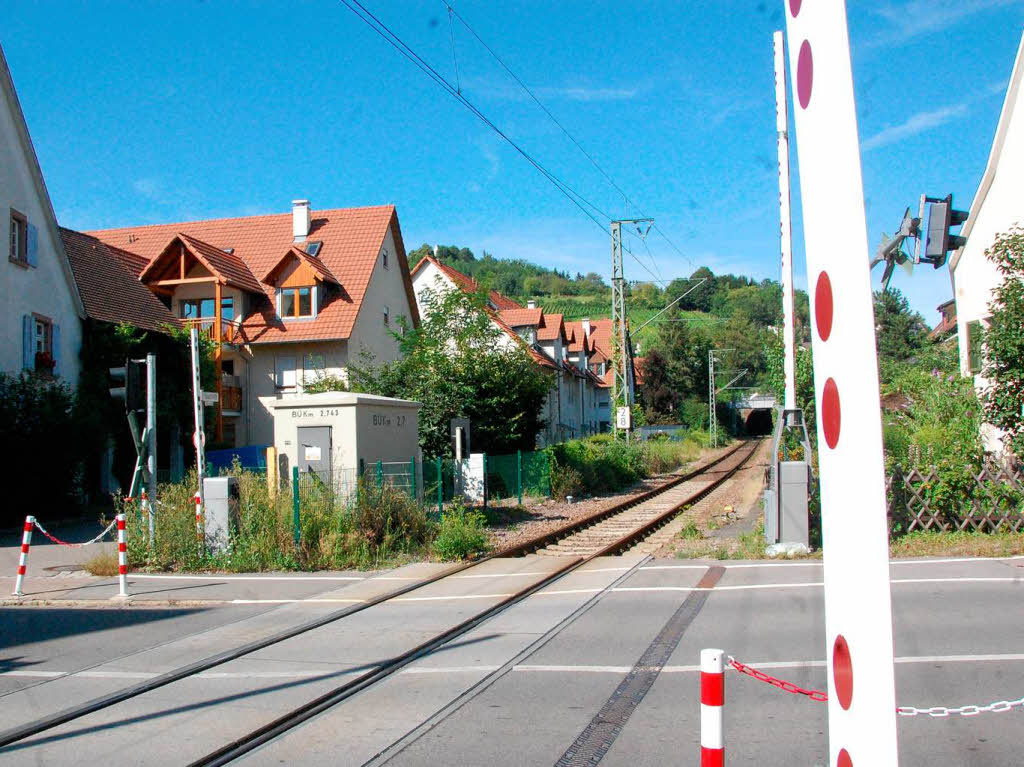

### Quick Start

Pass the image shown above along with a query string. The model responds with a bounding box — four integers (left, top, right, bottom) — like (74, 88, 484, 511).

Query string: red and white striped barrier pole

(12, 515, 34, 597)
(194, 491, 203, 544)
(116, 513, 128, 597)
(701, 648, 725, 767)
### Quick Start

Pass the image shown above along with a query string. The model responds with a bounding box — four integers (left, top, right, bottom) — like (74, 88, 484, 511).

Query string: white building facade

(1, 46, 84, 384)
(950, 32, 1024, 454)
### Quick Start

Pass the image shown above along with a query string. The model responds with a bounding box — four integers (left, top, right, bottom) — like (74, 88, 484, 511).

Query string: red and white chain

(896, 698, 1024, 717)
(32, 518, 117, 548)
(728, 656, 1023, 718)
(728, 657, 828, 701)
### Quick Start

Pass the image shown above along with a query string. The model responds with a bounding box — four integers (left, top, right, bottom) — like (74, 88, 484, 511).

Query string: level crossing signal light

(109, 359, 146, 413)
(923, 194, 968, 268)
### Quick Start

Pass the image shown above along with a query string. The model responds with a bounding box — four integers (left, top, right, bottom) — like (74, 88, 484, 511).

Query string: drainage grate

(554, 566, 726, 767)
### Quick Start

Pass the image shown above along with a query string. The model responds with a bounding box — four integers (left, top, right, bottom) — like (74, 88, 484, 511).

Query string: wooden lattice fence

(887, 459, 1024, 534)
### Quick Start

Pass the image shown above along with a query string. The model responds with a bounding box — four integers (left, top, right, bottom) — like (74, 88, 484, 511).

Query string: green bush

(432, 507, 490, 560)
(124, 469, 434, 571)
(547, 435, 699, 499)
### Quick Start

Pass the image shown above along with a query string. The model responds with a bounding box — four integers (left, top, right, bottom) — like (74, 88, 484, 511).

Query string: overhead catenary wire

(335, 0, 614, 233)
(338, 0, 695, 293)
(444, 1, 699, 274)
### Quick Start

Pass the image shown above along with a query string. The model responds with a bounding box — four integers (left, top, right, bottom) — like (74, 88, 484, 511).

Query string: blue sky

(5, 1, 1023, 322)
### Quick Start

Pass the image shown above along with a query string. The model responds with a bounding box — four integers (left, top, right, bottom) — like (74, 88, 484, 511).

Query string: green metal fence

(292, 451, 552, 532)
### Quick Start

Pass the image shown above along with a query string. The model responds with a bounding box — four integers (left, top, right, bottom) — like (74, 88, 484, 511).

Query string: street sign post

(783, 2, 899, 764)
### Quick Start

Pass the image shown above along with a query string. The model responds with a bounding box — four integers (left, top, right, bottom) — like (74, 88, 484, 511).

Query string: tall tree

(873, 288, 930, 364)
(350, 287, 552, 455)
(981, 227, 1024, 455)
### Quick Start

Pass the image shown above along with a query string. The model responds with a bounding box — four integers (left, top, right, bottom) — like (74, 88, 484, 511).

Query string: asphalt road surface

(1, 554, 1022, 766)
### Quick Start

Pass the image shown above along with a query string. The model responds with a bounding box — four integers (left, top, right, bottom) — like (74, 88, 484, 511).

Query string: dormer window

(281, 286, 314, 318)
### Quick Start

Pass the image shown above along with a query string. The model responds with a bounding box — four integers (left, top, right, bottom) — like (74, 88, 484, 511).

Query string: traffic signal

(109, 359, 146, 412)
(923, 194, 968, 268)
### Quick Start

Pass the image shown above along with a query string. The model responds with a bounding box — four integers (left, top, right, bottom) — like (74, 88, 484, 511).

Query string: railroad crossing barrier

(10, 514, 124, 598)
(12, 515, 34, 597)
(700, 648, 725, 767)
(702, 647, 1024, 760)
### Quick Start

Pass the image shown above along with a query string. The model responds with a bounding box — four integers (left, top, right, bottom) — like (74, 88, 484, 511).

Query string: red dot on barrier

(797, 41, 813, 108)
(821, 379, 841, 449)
(833, 635, 853, 710)
(789, 0, 802, 17)
(837, 748, 852, 767)
(815, 272, 833, 341)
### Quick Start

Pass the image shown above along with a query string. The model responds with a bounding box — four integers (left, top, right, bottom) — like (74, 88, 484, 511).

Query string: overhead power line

(444, 1, 699, 273)
(338, 0, 675, 287)
(335, 0, 614, 232)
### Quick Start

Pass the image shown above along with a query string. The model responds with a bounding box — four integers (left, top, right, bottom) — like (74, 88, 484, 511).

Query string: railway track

(0, 439, 762, 764)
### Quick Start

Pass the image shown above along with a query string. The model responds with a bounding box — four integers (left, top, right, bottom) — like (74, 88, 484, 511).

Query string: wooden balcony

(184, 317, 242, 344)
(221, 374, 242, 414)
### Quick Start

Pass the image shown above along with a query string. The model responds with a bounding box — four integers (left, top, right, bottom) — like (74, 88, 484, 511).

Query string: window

(280, 287, 313, 318)
(383, 306, 390, 326)
(181, 297, 233, 321)
(382, 248, 389, 270)
(967, 320, 983, 374)
(275, 355, 297, 389)
(304, 353, 325, 385)
(9, 209, 27, 265)
(33, 315, 53, 374)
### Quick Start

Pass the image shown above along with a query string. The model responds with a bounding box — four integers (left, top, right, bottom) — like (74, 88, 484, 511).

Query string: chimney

(433, 244, 439, 258)
(292, 200, 311, 242)
(527, 300, 536, 309)
(581, 317, 591, 338)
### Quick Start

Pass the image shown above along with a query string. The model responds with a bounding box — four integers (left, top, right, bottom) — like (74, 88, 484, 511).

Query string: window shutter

(26, 223, 38, 267)
(22, 315, 33, 370)
(52, 324, 61, 377)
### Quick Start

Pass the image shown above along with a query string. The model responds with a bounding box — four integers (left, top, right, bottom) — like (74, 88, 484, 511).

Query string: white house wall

(1, 49, 83, 384)
(350, 225, 413, 365)
(953, 75, 1023, 380)
(247, 340, 350, 446)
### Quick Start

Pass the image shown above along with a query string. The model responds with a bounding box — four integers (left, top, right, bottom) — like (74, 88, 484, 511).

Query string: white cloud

(861, 103, 969, 151)
(867, 0, 1019, 47)
(532, 85, 638, 102)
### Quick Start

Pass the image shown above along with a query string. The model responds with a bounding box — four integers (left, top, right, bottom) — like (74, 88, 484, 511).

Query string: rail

(0, 440, 762, 756)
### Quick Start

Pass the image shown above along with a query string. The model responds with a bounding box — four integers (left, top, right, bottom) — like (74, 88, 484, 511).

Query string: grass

(889, 529, 1024, 558)
(83, 550, 120, 576)
(432, 508, 491, 560)
(678, 520, 702, 540)
(122, 468, 438, 572)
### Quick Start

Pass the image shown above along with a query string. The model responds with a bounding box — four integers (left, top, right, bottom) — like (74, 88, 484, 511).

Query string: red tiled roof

(538, 313, 565, 341)
(263, 246, 340, 286)
(499, 307, 543, 327)
(87, 205, 418, 344)
(634, 356, 647, 386)
(139, 233, 264, 294)
(564, 320, 594, 354)
(411, 256, 523, 311)
(587, 318, 615, 360)
(60, 228, 180, 333)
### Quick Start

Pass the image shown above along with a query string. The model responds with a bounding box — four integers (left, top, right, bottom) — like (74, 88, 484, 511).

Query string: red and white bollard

(701, 648, 725, 767)
(116, 513, 128, 597)
(12, 515, 34, 596)
(194, 491, 203, 541)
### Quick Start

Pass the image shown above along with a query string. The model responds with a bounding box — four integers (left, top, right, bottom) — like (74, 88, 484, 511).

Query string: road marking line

(642, 555, 1024, 571)
(230, 598, 367, 604)
(8, 654, 1021, 681)
(400, 665, 502, 674)
(392, 593, 515, 602)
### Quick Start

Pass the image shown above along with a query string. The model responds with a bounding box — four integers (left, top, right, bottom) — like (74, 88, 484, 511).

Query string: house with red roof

(411, 254, 605, 443)
(85, 200, 419, 447)
(2, 45, 85, 383)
